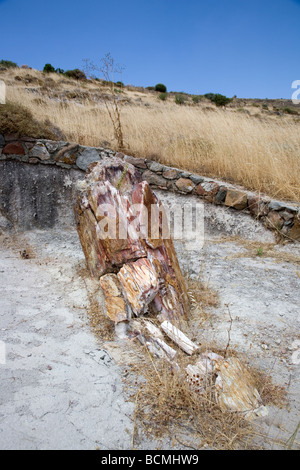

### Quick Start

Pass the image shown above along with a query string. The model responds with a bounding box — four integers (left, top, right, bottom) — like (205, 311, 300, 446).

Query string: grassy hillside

(1, 66, 300, 202)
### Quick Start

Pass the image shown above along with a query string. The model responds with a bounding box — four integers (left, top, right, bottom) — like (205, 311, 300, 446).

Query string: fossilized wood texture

(117, 258, 159, 316)
(99, 274, 128, 324)
(73, 157, 189, 322)
(161, 321, 199, 355)
(185, 353, 268, 420)
(214, 356, 268, 421)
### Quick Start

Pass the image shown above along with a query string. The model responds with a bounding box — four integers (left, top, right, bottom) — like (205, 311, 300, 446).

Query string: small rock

(142, 170, 167, 188)
(214, 186, 227, 205)
(30, 142, 50, 160)
(76, 148, 101, 171)
(196, 181, 220, 202)
(175, 178, 195, 193)
(148, 161, 165, 173)
(279, 210, 295, 221)
(162, 168, 178, 180)
(189, 174, 204, 185)
(289, 219, 300, 242)
(3, 142, 25, 155)
(45, 141, 60, 153)
(268, 200, 286, 211)
(124, 155, 147, 169)
(265, 211, 284, 231)
(248, 195, 269, 217)
(180, 171, 192, 178)
(225, 189, 248, 210)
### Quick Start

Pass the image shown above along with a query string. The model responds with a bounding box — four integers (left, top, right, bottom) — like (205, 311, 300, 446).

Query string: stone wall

(0, 135, 299, 241)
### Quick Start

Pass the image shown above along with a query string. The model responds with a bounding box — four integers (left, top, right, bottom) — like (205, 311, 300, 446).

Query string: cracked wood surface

(74, 158, 189, 322)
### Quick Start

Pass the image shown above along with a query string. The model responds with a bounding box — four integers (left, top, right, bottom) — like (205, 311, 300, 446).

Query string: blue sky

(0, 0, 300, 98)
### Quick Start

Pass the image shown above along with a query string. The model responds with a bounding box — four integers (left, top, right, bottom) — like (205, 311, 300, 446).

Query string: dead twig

(224, 303, 233, 358)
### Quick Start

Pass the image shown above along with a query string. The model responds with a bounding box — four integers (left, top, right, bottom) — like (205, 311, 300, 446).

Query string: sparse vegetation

(158, 92, 168, 101)
(257, 247, 264, 257)
(282, 107, 299, 116)
(64, 68, 87, 81)
(0, 59, 18, 69)
(0, 101, 64, 140)
(192, 95, 203, 104)
(174, 94, 186, 105)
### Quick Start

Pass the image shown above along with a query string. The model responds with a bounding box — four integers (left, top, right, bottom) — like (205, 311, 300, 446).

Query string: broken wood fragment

(160, 321, 199, 355)
(214, 357, 268, 421)
(131, 320, 177, 362)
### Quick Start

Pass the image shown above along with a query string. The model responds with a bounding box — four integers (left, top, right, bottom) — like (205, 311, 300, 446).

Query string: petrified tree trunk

(74, 157, 189, 323)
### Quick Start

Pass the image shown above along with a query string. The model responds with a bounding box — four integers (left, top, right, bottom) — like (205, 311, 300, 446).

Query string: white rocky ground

(0, 190, 299, 450)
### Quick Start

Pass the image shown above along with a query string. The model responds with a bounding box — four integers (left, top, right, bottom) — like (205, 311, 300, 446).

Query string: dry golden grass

(128, 349, 289, 450)
(2, 67, 300, 202)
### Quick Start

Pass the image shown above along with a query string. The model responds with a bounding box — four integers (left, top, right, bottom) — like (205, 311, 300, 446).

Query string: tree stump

(73, 157, 189, 323)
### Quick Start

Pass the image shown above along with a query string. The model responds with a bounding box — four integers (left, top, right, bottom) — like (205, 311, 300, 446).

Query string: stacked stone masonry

(0, 135, 299, 242)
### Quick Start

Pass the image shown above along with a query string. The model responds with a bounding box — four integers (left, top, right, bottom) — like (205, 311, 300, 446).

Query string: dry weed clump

(75, 264, 115, 341)
(0, 101, 65, 140)
(127, 334, 287, 450)
(129, 353, 255, 450)
(122, 279, 288, 450)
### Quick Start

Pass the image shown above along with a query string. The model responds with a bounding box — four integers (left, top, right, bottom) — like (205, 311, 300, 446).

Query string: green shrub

(282, 107, 299, 115)
(192, 95, 203, 104)
(0, 102, 65, 140)
(158, 92, 168, 101)
(204, 93, 232, 107)
(212, 94, 232, 107)
(43, 63, 56, 73)
(64, 69, 87, 80)
(155, 83, 167, 93)
(115, 81, 124, 88)
(0, 60, 18, 69)
(175, 94, 186, 105)
(204, 93, 216, 101)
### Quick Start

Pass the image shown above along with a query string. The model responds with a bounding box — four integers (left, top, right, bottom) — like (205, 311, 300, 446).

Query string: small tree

(155, 83, 167, 93)
(43, 63, 56, 73)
